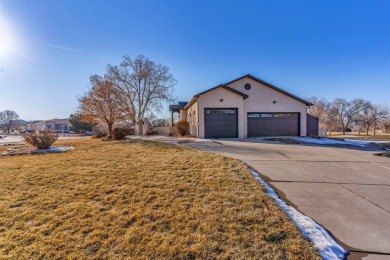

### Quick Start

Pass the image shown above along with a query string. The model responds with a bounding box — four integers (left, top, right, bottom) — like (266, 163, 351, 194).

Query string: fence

(152, 127, 176, 136)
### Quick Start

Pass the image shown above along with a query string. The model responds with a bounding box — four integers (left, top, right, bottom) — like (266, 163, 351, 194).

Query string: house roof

(181, 74, 312, 111)
(194, 84, 249, 99)
(169, 102, 188, 111)
(225, 74, 312, 106)
(184, 84, 249, 110)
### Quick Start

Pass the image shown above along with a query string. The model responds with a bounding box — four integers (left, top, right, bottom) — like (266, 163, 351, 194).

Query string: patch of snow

(47, 147, 74, 152)
(292, 137, 367, 147)
(248, 168, 348, 259)
(194, 139, 213, 142)
(32, 146, 74, 154)
(351, 140, 390, 144)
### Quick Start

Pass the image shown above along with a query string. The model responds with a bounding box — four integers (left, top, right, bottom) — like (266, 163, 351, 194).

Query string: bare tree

(329, 98, 364, 135)
(371, 104, 389, 134)
(150, 117, 171, 127)
(307, 96, 330, 130)
(104, 55, 176, 125)
(78, 76, 125, 138)
(384, 120, 390, 133)
(0, 110, 19, 133)
(323, 112, 340, 135)
(356, 101, 375, 136)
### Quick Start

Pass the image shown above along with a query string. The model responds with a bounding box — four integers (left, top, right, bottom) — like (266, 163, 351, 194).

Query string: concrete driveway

(178, 138, 390, 259)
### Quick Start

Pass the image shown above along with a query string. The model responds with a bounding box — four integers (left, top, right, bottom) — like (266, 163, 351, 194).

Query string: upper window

(244, 83, 251, 90)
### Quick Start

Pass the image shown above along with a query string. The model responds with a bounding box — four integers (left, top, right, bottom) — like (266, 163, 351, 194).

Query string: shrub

(145, 129, 158, 136)
(23, 131, 58, 149)
(175, 120, 189, 136)
(112, 127, 128, 140)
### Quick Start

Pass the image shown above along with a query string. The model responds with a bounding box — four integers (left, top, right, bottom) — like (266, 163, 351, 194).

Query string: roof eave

(193, 84, 248, 99)
(184, 97, 198, 110)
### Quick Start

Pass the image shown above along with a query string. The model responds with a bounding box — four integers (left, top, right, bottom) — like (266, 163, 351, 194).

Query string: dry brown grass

(328, 132, 390, 141)
(0, 139, 319, 259)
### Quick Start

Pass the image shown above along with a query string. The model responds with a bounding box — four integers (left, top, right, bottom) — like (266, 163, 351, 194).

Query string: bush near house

(145, 129, 158, 135)
(175, 120, 189, 136)
(23, 130, 58, 149)
(112, 127, 128, 140)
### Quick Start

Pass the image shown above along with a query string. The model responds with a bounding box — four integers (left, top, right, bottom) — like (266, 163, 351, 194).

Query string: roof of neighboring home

(169, 102, 188, 111)
(225, 74, 312, 106)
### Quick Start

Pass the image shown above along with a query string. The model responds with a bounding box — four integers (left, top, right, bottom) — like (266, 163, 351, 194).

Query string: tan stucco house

(170, 74, 313, 138)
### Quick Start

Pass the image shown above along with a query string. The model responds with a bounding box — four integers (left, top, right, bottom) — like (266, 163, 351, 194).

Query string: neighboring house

(26, 119, 70, 132)
(170, 74, 313, 138)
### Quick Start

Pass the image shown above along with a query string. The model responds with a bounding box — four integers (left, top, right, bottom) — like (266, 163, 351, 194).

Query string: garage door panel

(205, 108, 238, 138)
(248, 113, 299, 137)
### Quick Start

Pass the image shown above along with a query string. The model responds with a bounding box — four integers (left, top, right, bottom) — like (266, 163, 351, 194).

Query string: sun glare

(0, 17, 14, 56)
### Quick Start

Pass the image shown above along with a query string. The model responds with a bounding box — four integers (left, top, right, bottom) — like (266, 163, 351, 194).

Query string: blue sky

(0, 0, 389, 120)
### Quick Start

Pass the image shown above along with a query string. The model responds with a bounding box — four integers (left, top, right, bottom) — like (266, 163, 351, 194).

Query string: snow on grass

(249, 168, 348, 260)
(292, 137, 367, 147)
(48, 147, 74, 152)
(32, 146, 74, 154)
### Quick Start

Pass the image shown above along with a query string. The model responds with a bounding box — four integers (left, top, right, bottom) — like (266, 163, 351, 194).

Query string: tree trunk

(108, 123, 113, 139)
(366, 129, 369, 136)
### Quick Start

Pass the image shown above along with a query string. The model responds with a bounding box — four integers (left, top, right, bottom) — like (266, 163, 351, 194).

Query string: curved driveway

(183, 139, 390, 259)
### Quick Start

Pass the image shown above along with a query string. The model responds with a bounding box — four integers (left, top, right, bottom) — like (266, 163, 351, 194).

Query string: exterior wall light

(220, 99, 224, 102)
(273, 101, 277, 104)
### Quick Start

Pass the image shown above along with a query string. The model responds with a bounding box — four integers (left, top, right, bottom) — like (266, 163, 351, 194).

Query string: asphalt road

(179, 139, 390, 260)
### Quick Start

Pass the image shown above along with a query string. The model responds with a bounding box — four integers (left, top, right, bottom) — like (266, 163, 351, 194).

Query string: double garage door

(204, 109, 299, 138)
(247, 113, 299, 137)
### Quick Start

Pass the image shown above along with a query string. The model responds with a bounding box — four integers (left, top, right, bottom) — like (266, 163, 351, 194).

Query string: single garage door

(247, 113, 299, 137)
(205, 108, 238, 138)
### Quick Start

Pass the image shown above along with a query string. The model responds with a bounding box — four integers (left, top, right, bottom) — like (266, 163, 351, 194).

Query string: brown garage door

(247, 113, 299, 137)
(205, 108, 238, 138)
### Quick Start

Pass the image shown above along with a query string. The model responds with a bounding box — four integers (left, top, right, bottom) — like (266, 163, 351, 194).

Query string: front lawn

(0, 139, 319, 259)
